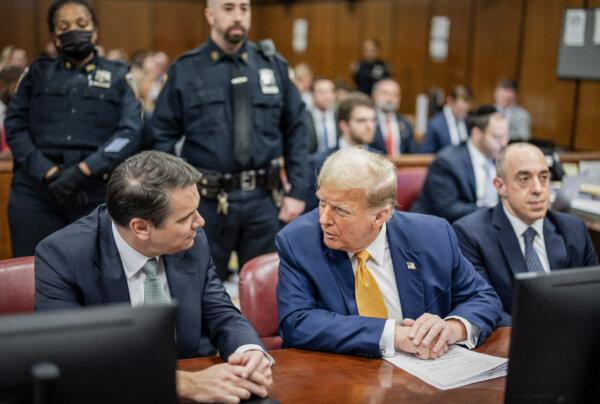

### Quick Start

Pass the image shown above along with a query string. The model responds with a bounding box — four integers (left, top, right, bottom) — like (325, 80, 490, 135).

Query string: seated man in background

(419, 85, 472, 153)
(453, 143, 598, 325)
(369, 78, 417, 156)
(35, 151, 272, 403)
(412, 106, 509, 223)
(306, 77, 338, 155)
(278, 148, 502, 359)
(494, 79, 531, 141)
(305, 92, 379, 211)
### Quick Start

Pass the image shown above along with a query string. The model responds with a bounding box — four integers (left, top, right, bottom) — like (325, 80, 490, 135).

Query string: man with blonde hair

(277, 147, 502, 359)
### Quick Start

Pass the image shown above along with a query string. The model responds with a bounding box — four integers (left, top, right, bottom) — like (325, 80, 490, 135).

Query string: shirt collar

(207, 37, 249, 64)
(347, 222, 387, 266)
(61, 52, 99, 73)
(111, 221, 156, 280)
(467, 139, 493, 168)
(502, 205, 545, 241)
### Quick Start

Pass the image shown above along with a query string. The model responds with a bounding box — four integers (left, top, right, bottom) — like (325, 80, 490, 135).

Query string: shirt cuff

(234, 344, 275, 366)
(445, 316, 480, 349)
(379, 319, 397, 357)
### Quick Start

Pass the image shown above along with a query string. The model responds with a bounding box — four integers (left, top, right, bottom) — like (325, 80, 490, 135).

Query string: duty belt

(198, 168, 269, 198)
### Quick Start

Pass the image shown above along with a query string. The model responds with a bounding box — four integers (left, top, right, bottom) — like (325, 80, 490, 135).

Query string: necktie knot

(142, 258, 158, 280)
(355, 250, 370, 266)
(523, 227, 537, 247)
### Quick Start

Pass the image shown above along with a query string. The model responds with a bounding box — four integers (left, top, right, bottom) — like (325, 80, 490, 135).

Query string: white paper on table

(384, 345, 508, 390)
(564, 9, 586, 47)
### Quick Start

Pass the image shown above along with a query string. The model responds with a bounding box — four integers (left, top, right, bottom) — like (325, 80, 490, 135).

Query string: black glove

(47, 165, 87, 204)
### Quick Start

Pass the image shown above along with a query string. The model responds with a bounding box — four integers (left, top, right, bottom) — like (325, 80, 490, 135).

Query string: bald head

(496, 142, 545, 180)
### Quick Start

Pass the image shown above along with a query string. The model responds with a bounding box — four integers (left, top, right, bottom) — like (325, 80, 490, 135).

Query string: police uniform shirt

(151, 38, 308, 200)
(5, 54, 142, 182)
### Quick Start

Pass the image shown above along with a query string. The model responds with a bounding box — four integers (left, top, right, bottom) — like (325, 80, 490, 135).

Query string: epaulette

(176, 45, 205, 62)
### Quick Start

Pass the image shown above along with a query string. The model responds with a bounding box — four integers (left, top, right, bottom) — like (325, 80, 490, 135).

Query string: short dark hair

(467, 104, 499, 133)
(47, 0, 97, 33)
(336, 92, 374, 123)
(310, 76, 334, 92)
(448, 85, 473, 102)
(496, 79, 518, 92)
(107, 151, 202, 228)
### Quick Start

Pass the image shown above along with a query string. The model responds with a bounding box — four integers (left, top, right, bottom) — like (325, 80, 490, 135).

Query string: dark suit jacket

(453, 204, 599, 324)
(370, 112, 417, 155)
(35, 205, 262, 359)
(419, 111, 453, 153)
(306, 112, 319, 155)
(411, 143, 478, 222)
(276, 209, 502, 357)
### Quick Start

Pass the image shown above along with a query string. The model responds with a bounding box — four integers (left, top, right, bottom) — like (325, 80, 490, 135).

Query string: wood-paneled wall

(0, 0, 598, 150)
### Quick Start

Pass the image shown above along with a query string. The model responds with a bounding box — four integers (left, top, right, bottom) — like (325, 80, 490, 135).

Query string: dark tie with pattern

(523, 227, 545, 273)
(229, 56, 251, 166)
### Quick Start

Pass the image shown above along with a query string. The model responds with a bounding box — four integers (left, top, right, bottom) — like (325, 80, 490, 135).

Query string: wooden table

(178, 327, 511, 403)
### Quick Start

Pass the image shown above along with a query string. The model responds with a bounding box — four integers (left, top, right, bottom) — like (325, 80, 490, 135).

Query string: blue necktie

(142, 258, 168, 304)
(523, 227, 545, 273)
(321, 115, 329, 150)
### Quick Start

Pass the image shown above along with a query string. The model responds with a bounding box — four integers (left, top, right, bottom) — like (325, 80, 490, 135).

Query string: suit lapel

(493, 204, 527, 275)
(324, 246, 357, 315)
(543, 216, 568, 270)
(387, 215, 425, 320)
(164, 254, 201, 358)
(460, 145, 477, 201)
(94, 211, 131, 304)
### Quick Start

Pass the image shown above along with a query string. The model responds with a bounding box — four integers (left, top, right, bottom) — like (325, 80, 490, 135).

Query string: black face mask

(57, 30, 95, 60)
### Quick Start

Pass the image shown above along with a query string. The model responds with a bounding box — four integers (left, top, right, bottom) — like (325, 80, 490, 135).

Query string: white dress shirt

(312, 108, 337, 151)
(467, 140, 498, 207)
(503, 207, 551, 273)
(347, 223, 478, 357)
(443, 105, 468, 145)
(111, 222, 271, 361)
(112, 222, 171, 306)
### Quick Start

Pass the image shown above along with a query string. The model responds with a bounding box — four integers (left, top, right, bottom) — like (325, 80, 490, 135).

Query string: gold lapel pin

(406, 262, 416, 270)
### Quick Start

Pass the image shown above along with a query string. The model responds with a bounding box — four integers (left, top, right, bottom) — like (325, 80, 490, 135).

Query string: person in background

(4, 0, 142, 257)
(369, 78, 416, 155)
(106, 48, 128, 62)
(453, 143, 598, 325)
(0, 65, 25, 156)
(0, 46, 28, 69)
(351, 38, 391, 95)
(419, 85, 472, 153)
(293, 62, 314, 110)
(494, 79, 531, 141)
(278, 147, 502, 358)
(306, 77, 337, 155)
(412, 106, 509, 223)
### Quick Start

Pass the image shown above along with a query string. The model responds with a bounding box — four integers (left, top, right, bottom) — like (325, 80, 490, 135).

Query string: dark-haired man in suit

(453, 143, 598, 325)
(35, 151, 272, 403)
(412, 106, 509, 223)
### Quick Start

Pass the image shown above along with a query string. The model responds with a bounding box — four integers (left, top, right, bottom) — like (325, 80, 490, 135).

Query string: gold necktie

(354, 250, 388, 319)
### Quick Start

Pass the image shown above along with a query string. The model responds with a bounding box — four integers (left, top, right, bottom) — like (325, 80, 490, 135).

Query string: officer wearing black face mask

(4, 0, 142, 257)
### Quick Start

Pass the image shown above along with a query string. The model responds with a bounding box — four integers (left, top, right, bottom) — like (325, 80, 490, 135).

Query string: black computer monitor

(505, 266, 600, 403)
(0, 303, 177, 404)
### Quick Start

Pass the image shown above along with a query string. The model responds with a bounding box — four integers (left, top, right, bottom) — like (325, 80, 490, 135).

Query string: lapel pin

(406, 262, 416, 270)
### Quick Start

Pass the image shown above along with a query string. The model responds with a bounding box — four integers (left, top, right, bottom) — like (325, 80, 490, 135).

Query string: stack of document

(384, 345, 508, 390)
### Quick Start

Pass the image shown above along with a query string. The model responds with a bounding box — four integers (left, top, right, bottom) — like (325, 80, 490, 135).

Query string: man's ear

(204, 7, 214, 26)
(374, 206, 392, 227)
(494, 176, 506, 198)
(129, 218, 151, 241)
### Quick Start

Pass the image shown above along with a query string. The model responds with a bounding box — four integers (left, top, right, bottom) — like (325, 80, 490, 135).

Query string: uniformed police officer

(150, 0, 308, 281)
(5, 0, 142, 257)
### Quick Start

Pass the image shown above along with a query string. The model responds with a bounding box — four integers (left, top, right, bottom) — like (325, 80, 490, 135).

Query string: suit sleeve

(453, 220, 512, 325)
(35, 239, 83, 310)
(200, 256, 263, 359)
(423, 157, 478, 222)
(444, 222, 502, 345)
(276, 233, 386, 357)
(5, 65, 56, 181)
(418, 123, 438, 153)
(278, 60, 308, 200)
(149, 66, 183, 154)
(581, 222, 599, 267)
(83, 71, 143, 175)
